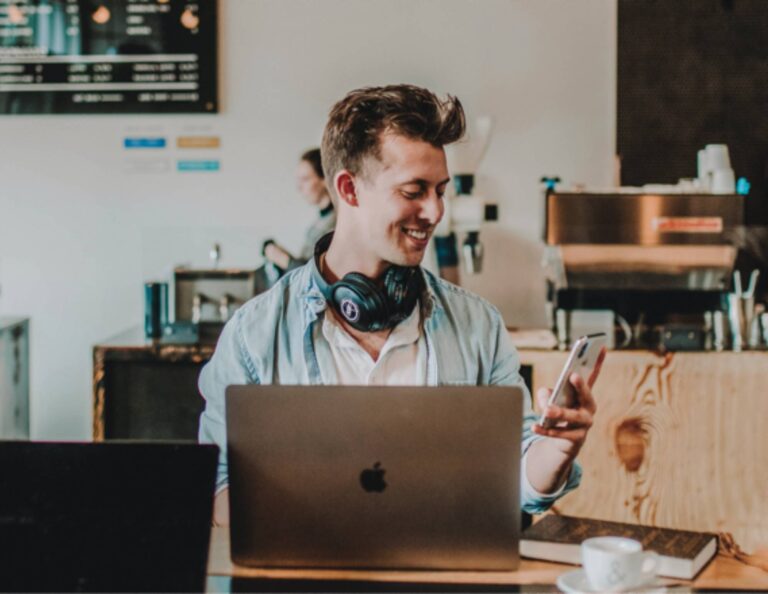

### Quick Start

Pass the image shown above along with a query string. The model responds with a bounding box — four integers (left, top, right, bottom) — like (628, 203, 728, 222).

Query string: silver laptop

(226, 385, 522, 571)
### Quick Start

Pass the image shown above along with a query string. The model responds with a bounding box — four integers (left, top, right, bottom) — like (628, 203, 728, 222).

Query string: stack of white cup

(697, 144, 735, 194)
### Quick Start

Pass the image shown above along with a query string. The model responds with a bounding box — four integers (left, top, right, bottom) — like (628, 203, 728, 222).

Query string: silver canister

(713, 310, 726, 352)
(760, 311, 768, 348)
(748, 303, 764, 349)
(727, 293, 745, 352)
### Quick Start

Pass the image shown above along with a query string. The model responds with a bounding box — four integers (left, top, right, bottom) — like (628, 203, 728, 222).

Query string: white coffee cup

(581, 536, 659, 592)
(711, 168, 736, 194)
(705, 144, 731, 172)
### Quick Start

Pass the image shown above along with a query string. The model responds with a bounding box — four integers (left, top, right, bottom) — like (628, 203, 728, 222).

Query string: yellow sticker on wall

(177, 136, 221, 149)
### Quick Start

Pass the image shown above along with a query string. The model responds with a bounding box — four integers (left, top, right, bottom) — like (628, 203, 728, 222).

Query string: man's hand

(532, 347, 606, 458)
(526, 347, 606, 494)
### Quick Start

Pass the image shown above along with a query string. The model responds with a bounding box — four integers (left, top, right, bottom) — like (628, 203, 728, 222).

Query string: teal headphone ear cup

(331, 273, 390, 332)
(383, 266, 423, 321)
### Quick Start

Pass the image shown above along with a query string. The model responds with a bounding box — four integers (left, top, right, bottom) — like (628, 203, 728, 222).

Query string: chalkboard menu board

(0, 0, 217, 114)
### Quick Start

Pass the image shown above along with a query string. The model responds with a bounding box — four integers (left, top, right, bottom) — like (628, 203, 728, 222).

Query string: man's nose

(420, 190, 444, 224)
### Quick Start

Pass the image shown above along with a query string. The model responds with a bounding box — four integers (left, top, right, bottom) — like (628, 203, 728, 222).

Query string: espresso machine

(544, 190, 745, 350)
(173, 267, 259, 343)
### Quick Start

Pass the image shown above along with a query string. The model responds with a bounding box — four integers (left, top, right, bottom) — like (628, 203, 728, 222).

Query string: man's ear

(334, 170, 358, 207)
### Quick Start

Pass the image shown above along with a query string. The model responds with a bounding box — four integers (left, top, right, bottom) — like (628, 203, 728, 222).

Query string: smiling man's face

(350, 132, 450, 268)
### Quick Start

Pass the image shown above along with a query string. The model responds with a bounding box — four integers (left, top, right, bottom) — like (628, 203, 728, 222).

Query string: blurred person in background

(263, 148, 337, 273)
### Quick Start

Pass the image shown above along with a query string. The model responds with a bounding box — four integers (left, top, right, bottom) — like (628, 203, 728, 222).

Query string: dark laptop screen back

(0, 442, 218, 593)
(227, 385, 522, 571)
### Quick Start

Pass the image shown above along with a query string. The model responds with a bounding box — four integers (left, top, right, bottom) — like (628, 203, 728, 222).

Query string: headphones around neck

(313, 233, 424, 333)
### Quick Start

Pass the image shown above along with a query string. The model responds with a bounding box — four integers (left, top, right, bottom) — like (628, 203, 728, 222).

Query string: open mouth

(401, 227, 430, 242)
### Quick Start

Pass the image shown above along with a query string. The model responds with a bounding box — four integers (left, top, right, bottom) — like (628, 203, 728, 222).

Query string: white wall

(0, 0, 617, 439)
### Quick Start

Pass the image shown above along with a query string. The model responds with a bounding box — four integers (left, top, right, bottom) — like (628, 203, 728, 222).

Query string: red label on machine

(653, 217, 723, 233)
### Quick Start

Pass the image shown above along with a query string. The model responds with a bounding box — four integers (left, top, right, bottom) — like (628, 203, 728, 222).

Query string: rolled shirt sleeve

(519, 451, 582, 514)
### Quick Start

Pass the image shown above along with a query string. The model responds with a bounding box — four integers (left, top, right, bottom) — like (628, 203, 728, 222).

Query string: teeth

(403, 228, 428, 240)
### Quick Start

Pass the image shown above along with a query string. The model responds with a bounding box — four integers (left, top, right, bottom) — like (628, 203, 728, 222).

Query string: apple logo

(359, 462, 387, 493)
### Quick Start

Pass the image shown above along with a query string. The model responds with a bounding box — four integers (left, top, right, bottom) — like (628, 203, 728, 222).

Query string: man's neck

(323, 231, 389, 281)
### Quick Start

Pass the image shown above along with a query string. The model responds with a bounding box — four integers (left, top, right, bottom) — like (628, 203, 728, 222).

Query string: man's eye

(402, 190, 422, 199)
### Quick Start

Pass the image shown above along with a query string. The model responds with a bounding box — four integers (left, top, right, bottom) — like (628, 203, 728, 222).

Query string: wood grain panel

(519, 349, 768, 553)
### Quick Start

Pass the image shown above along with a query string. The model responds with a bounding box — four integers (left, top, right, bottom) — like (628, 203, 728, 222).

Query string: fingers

(532, 423, 589, 443)
(537, 375, 596, 420)
(570, 373, 597, 415)
(534, 358, 603, 445)
(587, 347, 607, 388)
(542, 402, 593, 428)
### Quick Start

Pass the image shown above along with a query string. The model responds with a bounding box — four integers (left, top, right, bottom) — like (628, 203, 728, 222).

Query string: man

(199, 84, 604, 526)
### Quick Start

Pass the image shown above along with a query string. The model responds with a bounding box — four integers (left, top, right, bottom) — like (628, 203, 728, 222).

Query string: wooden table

(206, 526, 768, 591)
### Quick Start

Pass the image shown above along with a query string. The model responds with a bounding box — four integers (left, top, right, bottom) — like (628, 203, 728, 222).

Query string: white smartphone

(539, 333, 607, 429)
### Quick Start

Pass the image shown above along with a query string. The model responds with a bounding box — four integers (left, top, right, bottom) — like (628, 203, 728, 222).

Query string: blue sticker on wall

(177, 159, 220, 172)
(124, 137, 167, 149)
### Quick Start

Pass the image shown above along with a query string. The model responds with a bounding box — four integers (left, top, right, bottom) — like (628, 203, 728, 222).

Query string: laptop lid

(226, 385, 522, 571)
(0, 441, 218, 593)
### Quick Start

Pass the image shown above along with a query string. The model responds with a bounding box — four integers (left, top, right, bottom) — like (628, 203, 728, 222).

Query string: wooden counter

(207, 526, 768, 591)
(518, 349, 768, 554)
(93, 326, 213, 440)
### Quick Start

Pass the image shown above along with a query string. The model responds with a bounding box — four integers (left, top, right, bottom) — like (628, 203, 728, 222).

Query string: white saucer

(556, 568, 667, 593)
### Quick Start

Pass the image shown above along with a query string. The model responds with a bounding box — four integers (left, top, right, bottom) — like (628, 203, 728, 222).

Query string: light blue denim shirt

(198, 258, 581, 514)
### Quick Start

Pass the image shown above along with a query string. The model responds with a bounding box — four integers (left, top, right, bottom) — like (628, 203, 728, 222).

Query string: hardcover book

(520, 515, 717, 579)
